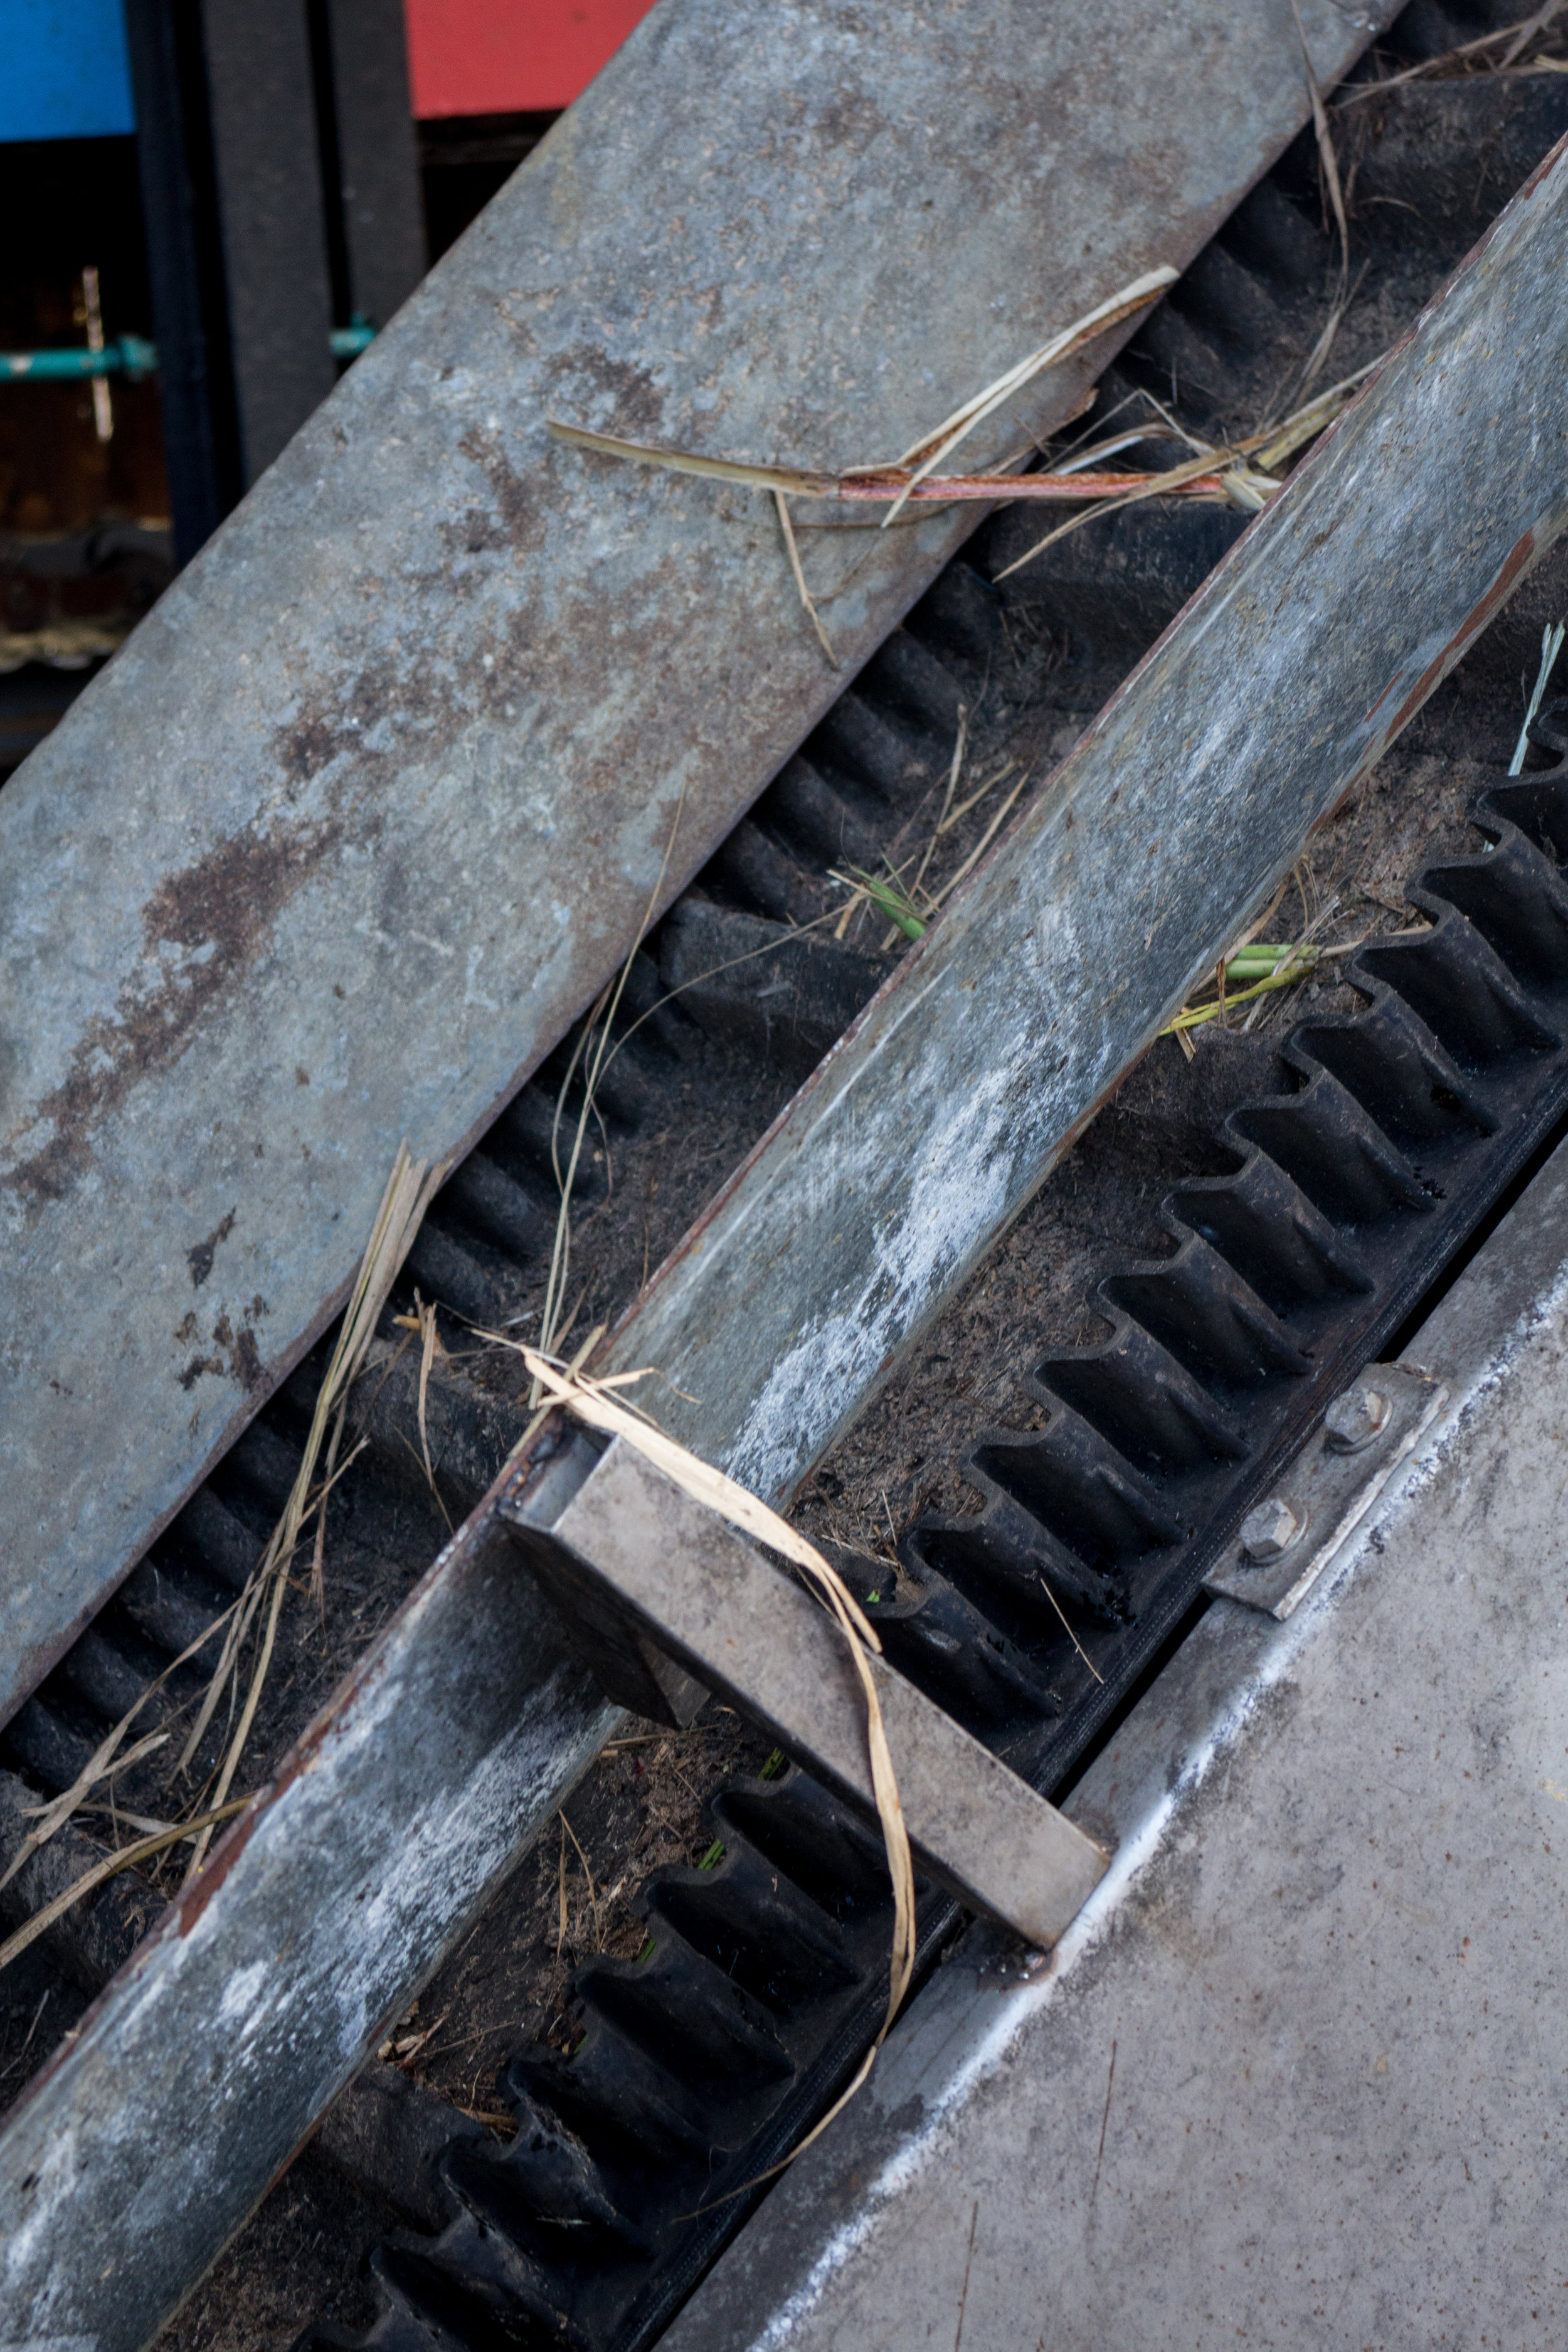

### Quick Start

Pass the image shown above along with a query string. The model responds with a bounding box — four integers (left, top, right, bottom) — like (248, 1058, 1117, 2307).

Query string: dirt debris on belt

(152, 1702, 775, 2352)
(384, 1701, 778, 2108)
(149, 2159, 391, 2352)
(792, 726, 1554, 1559)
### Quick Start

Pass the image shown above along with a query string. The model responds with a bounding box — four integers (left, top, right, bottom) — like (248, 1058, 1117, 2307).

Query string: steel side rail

(613, 132, 1568, 1496)
(0, 0, 1394, 1735)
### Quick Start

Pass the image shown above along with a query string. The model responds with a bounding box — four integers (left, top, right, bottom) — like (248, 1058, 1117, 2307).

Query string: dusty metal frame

(3, 120, 1566, 2350)
(0, 0, 1397, 1742)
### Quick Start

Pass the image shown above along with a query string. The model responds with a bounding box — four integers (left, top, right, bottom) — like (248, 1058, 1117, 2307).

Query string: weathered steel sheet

(0, 0, 1397, 1735)
(611, 132, 1568, 1503)
(661, 1124, 1568, 2352)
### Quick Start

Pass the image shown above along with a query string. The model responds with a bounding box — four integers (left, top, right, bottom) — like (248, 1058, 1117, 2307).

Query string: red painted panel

(405, 0, 656, 117)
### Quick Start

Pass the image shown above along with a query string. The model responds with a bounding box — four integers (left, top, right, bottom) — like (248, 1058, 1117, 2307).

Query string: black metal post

(323, 0, 426, 327)
(120, 0, 238, 566)
(198, 0, 336, 485)
(123, 0, 424, 564)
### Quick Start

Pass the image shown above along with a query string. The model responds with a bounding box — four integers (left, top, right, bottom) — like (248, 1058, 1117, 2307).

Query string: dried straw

(549, 420, 1229, 511)
(857, 707, 975, 952)
(391, 1289, 450, 1520)
(773, 489, 839, 665)
(0, 1797, 250, 1976)
(830, 857, 929, 941)
(551, 267, 1180, 654)
(881, 266, 1178, 523)
(1291, 0, 1346, 251)
(1335, 0, 1567, 105)
(829, 753, 1031, 950)
(177, 1142, 448, 1881)
(558, 338, 1362, 654)
(549, 270, 1178, 531)
(534, 782, 691, 1397)
(1159, 945, 1323, 1037)
(939, 756, 1017, 837)
(0, 1573, 271, 1899)
(1510, 620, 1565, 774)
(907, 707, 968, 906)
(0, 1728, 169, 1897)
(1291, 0, 1350, 395)
(507, 1350, 918, 2171)
(923, 771, 1030, 911)
(992, 363, 1377, 583)
(558, 1807, 602, 1950)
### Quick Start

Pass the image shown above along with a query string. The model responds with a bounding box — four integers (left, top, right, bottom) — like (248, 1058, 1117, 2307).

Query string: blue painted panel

(0, 1, 135, 143)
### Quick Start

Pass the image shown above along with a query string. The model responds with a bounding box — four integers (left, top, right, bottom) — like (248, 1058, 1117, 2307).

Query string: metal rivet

(1239, 1496, 1306, 1564)
(1324, 1383, 1392, 1455)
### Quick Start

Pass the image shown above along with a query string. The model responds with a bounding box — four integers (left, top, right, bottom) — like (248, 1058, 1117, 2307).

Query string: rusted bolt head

(1324, 1383, 1391, 1455)
(1239, 1496, 1305, 1564)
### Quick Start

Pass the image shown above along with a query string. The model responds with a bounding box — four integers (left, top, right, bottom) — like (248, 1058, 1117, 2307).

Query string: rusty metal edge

(607, 129, 1568, 1501)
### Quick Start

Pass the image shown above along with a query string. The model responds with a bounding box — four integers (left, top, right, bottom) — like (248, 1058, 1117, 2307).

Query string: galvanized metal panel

(661, 1120, 1568, 2352)
(613, 132, 1568, 1504)
(0, 0, 1396, 1736)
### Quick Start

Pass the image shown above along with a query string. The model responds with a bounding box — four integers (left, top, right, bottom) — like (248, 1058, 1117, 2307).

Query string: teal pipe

(0, 334, 157, 383)
(0, 317, 376, 384)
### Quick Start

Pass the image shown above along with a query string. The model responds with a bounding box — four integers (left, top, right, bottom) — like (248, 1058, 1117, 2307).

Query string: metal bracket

(1204, 1364, 1450, 1620)
(501, 1432, 1109, 1948)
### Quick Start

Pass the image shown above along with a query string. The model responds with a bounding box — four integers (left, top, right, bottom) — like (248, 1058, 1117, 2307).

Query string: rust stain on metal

(1515, 126, 1568, 200)
(450, 426, 556, 558)
(4, 817, 342, 1216)
(1381, 526, 1540, 744)
(172, 1804, 263, 1937)
(186, 1208, 238, 1289)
